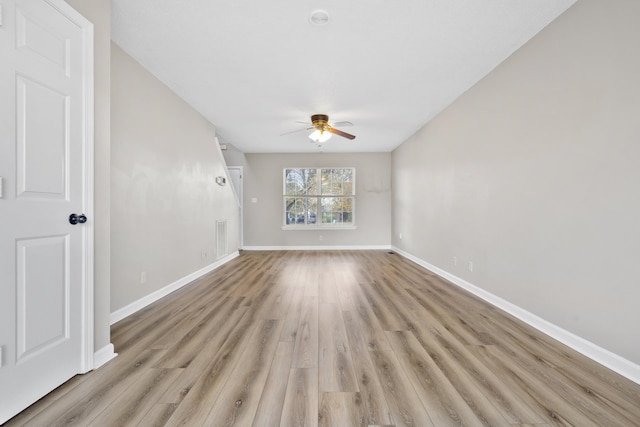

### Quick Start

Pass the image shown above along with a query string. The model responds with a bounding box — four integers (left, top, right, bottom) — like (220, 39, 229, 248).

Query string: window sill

(281, 225, 357, 231)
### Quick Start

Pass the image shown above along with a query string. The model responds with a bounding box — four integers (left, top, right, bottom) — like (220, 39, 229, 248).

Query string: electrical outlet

(140, 271, 147, 284)
(468, 261, 473, 272)
(453, 256, 457, 266)
(399, 233, 403, 240)
(201, 250, 207, 260)
(319, 235, 323, 241)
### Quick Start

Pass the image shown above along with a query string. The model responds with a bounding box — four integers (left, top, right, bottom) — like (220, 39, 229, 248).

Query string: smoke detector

(309, 10, 329, 26)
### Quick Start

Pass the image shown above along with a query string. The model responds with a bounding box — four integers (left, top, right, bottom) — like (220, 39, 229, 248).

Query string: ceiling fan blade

(327, 127, 356, 140)
(280, 127, 312, 136)
(332, 121, 353, 127)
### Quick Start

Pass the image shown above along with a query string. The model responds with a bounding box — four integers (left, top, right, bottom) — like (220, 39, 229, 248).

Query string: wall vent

(216, 220, 228, 259)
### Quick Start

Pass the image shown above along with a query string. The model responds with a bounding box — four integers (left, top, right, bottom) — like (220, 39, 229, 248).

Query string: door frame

(47, 0, 95, 373)
(226, 166, 243, 249)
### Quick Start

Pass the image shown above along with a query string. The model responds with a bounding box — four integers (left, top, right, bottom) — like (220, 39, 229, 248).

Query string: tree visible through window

(284, 168, 355, 227)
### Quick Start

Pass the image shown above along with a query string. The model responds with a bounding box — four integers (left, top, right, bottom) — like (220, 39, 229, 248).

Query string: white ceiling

(111, 0, 576, 154)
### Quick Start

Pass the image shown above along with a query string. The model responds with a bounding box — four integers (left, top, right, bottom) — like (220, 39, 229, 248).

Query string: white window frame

(282, 167, 356, 230)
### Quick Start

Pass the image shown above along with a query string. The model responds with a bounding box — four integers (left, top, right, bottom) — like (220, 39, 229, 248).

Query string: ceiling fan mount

(310, 114, 330, 130)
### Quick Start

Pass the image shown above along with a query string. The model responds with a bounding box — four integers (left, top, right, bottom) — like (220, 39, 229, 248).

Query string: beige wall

(392, 0, 640, 364)
(221, 143, 248, 169)
(65, 0, 111, 353)
(110, 44, 239, 312)
(243, 153, 391, 248)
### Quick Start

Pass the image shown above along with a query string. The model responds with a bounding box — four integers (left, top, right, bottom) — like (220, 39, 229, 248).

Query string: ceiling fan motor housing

(311, 114, 330, 131)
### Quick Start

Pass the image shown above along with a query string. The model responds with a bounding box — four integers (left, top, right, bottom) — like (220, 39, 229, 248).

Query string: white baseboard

(93, 343, 117, 369)
(110, 251, 240, 325)
(392, 246, 640, 385)
(243, 245, 392, 251)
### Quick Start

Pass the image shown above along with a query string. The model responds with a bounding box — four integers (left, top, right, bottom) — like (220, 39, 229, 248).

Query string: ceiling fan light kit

(309, 129, 332, 143)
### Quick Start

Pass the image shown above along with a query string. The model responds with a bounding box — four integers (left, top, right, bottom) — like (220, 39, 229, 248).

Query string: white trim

(281, 225, 357, 231)
(110, 251, 240, 325)
(227, 165, 244, 248)
(243, 245, 391, 251)
(46, 0, 95, 375)
(93, 343, 117, 369)
(392, 246, 640, 385)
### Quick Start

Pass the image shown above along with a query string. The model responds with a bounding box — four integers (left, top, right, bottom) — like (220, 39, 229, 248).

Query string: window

(283, 168, 355, 228)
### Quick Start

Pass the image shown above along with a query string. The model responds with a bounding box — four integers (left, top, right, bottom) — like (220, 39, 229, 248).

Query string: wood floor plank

(0, 373, 90, 426)
(348, 277, 435, 426)
(86, 367, 183, 427)
(342, 310, 395, 425)
(203, 319, 283, 426)
(396, 278, 486, 346)
(135, 403, 179, 426)
(148, 303, 212, 350)
(292, 296, 319, 369)
(335, 266, 357, 312)
(318, 303, 359, 392)
(156, 305, 249, 404)
(154, 296, 244, 368)
(397, 287, 543, 425)
(22, 349, 166, 426)
(162, 310, 258, 426)
(319, 392, 367, 427)
(318, 267, 340, 305)
(349, 255, 537, 426)
(352, 275, 408, 332)
(252, 341, 295, 427)
(470, 344, 602, 427)
(348, 281, 396, 353)
(280, 286, 305, 342)
(385, 331, 485, 427)
(478, 308, 640, 423)
(281, 368, 319, 427)
(368, 345, 435, 427)
(299, 251, 319, 297)
(261, 284, 294, 320)
(471, 317, 637, 427)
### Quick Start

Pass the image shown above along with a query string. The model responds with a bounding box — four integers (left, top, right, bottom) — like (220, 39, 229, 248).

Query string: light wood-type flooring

(6, 250, 640, 426)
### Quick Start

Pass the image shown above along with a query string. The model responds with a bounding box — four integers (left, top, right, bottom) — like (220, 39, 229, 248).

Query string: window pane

(320, 197, 353, 224)
(285, 197, 299, 224)
(321, 197, 332, 223)
(321, 169, 333, 195)
(285, 197, 319, 225)
(321, 168, 353, 195)
(307, 198, 317, 224)
(285, 169, 318, 196)
(342, 169, 353, 195)
(342, 197, 353, 224)
(321, 197, 351, 224)
(343, 180, 353, 196)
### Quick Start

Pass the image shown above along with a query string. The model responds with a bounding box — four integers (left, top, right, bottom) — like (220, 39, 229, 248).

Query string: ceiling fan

(281, 114, 356, 142)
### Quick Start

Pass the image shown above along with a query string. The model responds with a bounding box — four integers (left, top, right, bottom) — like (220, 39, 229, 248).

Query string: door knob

(69, 213, 87, 225)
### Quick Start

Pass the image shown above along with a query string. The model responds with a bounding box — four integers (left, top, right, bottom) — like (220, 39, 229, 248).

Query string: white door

(0, 0, 93, 423)
(227, 166, 243, 248)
